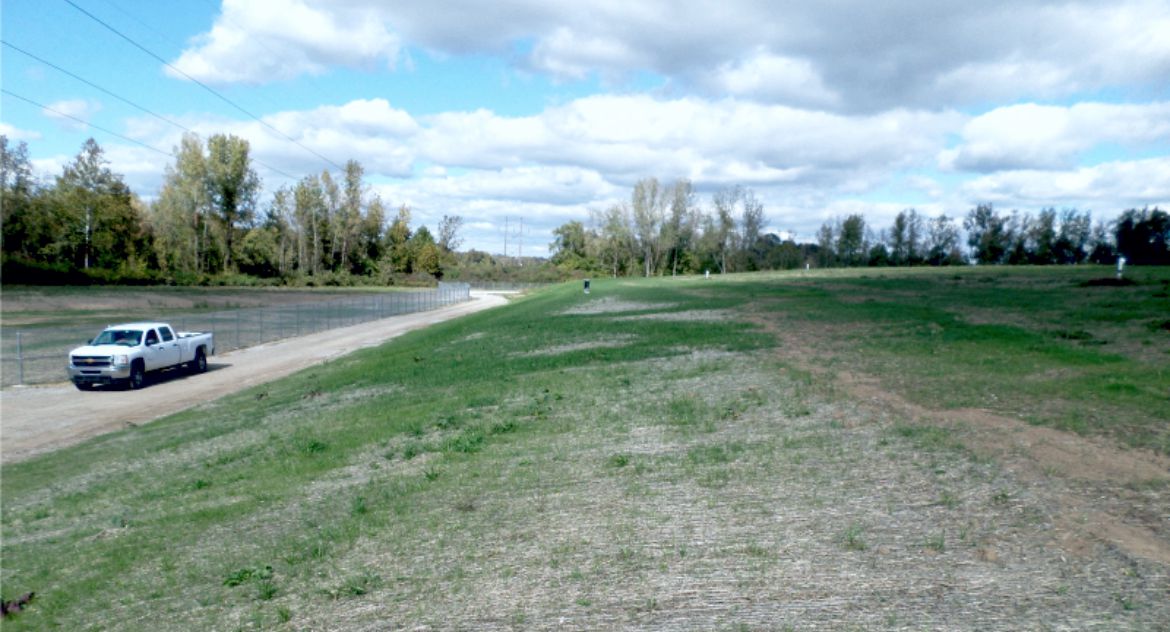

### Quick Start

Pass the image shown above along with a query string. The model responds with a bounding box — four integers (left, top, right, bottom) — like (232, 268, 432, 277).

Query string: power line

(1, 39, 299, 181)
(1, 88, 173, 158)
(3, 40, 190, 135)
(61, 0, 346, 173)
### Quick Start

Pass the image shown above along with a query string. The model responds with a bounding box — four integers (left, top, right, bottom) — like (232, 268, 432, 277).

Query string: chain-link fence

(0, 283, 471, 388)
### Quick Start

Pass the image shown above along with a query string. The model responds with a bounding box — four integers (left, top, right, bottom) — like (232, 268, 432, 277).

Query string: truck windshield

(92, 329, 142, 346)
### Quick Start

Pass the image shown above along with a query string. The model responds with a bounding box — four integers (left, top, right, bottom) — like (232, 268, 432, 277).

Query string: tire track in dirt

(0, 293, 509, 464)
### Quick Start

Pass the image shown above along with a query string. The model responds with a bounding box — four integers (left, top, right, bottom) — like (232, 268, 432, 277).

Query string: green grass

(745, 266, 1170, 452)
(2, 267, 1168, 629)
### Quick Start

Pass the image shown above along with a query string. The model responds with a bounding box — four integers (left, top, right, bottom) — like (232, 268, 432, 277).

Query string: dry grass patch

(611, 309, 736, 323)
(558, 296, 677, 315)
(513, 334, 638, 358)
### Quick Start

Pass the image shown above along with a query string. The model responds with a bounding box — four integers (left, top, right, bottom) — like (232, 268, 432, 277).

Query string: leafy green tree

(1030, 208, 1058, 264)
(386, 204, 413, 273)
(152, 133, 214, 276)
(410, 226, 442, 276)
(1115, 207, 1170, 265)
(925, 214, 962, 265)
(54, 138, 149, 272)
(550, 220, 595, 271)
(711, 187, 739, 273)
(662, 179, 696, 275)
(294, 174, 326, 275)
(355, 195, 387, 276)
(1087, 220, 1116, 264)
(964, 204, 1010, 264)
(738, 188, 766, 271)
(631, 177, 666, 276)
(836, 214, 867, 266)
(889, 209, 923, 265)
(1054, 209, 1091, 264)
(815, 221, 836, 267)
(1, 136, 46, 262)
(205, 134, 260, 271)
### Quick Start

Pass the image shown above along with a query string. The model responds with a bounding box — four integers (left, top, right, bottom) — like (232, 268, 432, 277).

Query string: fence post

(16, 331, 25, 386)
(235, 311, 241, 351)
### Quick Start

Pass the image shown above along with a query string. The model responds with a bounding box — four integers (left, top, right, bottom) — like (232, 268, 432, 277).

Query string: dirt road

(0, 292, 508, 463)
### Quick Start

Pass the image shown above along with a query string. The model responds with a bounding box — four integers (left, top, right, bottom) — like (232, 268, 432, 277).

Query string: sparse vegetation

(2, 267, 1168, 629)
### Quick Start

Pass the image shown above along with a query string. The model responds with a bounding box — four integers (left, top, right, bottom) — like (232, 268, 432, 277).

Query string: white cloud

(0, 123, 42, 141)
(42, 99, 101, 131)
(941, 102, 1170, 172)
(704, 49, 840, 108)
(169, 0, 401, 84)
(168, 1, 1170, 111)
(959, 157, 1170, 209)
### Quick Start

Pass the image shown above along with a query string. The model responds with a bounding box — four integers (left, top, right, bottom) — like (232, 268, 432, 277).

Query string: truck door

(158, 326, 182, 367)
(143, 329, 179, 370)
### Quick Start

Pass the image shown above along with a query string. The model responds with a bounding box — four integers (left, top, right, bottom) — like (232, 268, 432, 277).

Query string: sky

(2, 0, 1169, 256)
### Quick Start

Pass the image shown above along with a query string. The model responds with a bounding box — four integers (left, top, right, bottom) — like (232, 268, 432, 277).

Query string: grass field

(2, 267, 1168, 630)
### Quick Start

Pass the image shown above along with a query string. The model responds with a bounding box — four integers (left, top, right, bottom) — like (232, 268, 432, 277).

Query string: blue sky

(3, 0, 1168, 255)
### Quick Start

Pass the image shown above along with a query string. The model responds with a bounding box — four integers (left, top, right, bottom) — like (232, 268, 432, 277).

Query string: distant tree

(964, 204, 1010, 264)
(836, 214, 867, 266)
(437, 214, 464, 253)
(631, 177, 667, 276)
(53, 138, 149, 272)
(660, 179, 695, 276)
(1115, 207, 1170, 265)
(356, 195, 387, 275)
(739, 188, 766, 270)
(1054, 209, 1091, 264)
(205, 134, 260, 271)
(815, 221, 836, 267)
(1004, 211, 1032, 265)
(386, 204, 414, 273)
(294, 174, 326, 275)
(889, 209, 923, 265)
(550, 220, 592, 270)
(410, 226, 442, 276)
(1, 136, 46, 262)
(1087, 220, 1116, 264)
(925, 214, 962, 266)
(711, 187, 739, 273)
(1030, 208, 1058, 264)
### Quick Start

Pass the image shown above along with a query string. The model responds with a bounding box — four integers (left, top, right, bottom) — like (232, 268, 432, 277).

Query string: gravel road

(0, 292, 508, 463)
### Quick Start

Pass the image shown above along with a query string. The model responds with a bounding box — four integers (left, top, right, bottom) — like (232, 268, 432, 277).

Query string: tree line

(4, 136, 1168, 286)
(550, 177, 1169, 275)
(1, 134, 466, 285)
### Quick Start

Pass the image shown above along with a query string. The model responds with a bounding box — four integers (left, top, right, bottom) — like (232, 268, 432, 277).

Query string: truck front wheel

(189, 348, 208, 374)
(128, 362, 146, 390)
(74, 381, 93, 391)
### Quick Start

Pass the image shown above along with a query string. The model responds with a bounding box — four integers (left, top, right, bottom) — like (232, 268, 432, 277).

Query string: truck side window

(160, 327, 174, 342)
(145, 330, 159, 346)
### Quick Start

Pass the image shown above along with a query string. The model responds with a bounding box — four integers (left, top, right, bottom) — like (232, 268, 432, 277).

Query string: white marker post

(1117, 256, 1127, 279)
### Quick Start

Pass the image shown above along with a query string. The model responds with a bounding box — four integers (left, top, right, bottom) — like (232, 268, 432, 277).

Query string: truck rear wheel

(189, 348, 208, 374)
(128, 362, 146, 390)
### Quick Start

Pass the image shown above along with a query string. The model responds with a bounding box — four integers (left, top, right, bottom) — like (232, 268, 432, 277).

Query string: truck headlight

(114, 355, 130, 366)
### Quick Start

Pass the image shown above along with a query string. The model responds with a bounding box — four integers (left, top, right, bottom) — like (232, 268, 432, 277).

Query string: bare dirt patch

(514, 334, 638, 357)
(749, 312, 1170, 569)
(558, 296, 676, 315)
(611, 309, 735, 322)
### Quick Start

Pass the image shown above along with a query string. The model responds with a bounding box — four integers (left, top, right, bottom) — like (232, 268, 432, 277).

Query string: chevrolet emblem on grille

(85, 358, 95, 364)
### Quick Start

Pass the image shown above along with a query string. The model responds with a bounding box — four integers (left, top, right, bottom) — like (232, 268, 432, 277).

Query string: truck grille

(73, 355, 112, 367)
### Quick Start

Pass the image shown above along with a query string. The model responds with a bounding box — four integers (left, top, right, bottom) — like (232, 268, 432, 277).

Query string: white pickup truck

(67, 322, 215, 390)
